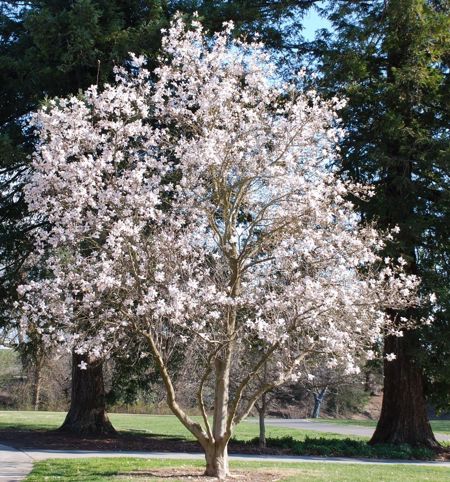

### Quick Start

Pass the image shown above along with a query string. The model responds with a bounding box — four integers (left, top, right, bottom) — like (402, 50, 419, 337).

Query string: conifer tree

(307, 0, 449, 446)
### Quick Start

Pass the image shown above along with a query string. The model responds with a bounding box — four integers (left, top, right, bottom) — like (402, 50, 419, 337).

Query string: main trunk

(59, 353, 116, 435)
(204, 442, 229, 480)
(206, 356, 232, 479)
(370, 333, 439, 448)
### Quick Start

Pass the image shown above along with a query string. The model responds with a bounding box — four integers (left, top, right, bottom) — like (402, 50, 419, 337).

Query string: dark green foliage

(306, 0, 450, 412)
(106, 350, 161, 407)
(239, 435, 436, 459)
(326, 384, 371, 417)
(171, 1, 318, 47)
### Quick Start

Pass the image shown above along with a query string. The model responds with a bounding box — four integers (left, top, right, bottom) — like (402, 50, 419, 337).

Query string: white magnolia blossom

(15, 15, 425, 478)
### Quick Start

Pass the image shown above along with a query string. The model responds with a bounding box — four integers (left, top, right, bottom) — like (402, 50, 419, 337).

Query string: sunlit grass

(0, 410, 354, 441)
(25, 457, 450, 482)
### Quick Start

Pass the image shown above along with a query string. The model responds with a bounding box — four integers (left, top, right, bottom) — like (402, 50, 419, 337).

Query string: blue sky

(301, 4, 332, 40)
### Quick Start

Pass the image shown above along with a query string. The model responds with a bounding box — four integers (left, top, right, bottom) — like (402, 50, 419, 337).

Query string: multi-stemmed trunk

(311, 386, 327, 419)
(145, 326, 235, 480)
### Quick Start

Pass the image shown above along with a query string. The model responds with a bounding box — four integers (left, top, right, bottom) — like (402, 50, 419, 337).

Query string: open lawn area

(25, 457, 450, 481)
(0, 411, 443, 460)
(0, 410, 357, 442)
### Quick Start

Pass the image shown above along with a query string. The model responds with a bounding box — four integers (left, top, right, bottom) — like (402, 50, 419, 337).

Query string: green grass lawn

(24, 457, 450, 481)
(311, 418, 450, 435)
(0, 410, 357, 441)
(0, 411, 443, 459)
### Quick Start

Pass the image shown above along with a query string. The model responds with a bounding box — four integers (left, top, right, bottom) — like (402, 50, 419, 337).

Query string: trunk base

(370, 334, 440, 449)
(59, 408, 116, 435)
(204, 444, 230, 480)
(59, 353, 116, 436)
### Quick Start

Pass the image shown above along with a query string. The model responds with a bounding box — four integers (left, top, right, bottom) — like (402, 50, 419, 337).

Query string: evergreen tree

(306, 0, 449, 446)
(0, 0, 168, 433)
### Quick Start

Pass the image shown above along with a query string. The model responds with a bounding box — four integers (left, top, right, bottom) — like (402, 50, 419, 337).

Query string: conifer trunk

(59, 353, 115, 435)
(370, 333, 439, 448)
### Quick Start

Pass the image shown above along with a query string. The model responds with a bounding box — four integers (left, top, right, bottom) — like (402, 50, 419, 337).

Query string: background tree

(59, 353, 116, 435)
(0, 0, 167, 434)
(301, 0, 449, 447)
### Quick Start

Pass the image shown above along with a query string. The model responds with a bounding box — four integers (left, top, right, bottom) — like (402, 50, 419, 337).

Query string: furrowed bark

(59, 353, 115, 435)
(370, 333, 439, 448)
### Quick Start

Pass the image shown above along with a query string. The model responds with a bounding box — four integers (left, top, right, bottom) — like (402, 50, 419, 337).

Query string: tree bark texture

(59, 353, 116, 435)
(370, 333, 439, 448)
(204, 442, 229, 480)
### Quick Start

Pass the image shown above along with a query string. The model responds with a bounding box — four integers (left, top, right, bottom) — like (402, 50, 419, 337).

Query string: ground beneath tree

(116, 468, 295, 481)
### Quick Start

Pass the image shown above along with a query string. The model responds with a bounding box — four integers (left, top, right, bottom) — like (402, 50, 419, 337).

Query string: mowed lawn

(0, 410, 359, 441)
(25, 457, 450, 482)
(310, 418, 450, 435)
(3, 412, 449, 481)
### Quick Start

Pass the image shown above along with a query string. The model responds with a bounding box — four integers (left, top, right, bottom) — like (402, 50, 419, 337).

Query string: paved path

(250, 418, 450, 442)
(0, 444, 33, 482)
(1, 444, 450, 482)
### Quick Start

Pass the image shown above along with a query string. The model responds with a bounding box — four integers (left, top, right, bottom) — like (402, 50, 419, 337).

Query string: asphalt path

(0, 444, 33, 482)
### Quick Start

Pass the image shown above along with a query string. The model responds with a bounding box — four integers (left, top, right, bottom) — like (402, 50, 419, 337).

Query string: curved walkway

(1, 444, 450, 482)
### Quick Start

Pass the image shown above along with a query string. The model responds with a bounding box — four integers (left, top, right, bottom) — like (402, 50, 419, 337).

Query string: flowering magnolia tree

(17, 16, 425, 480)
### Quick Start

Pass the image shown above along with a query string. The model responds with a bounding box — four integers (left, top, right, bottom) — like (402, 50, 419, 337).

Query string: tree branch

(141, 329, 209, 448)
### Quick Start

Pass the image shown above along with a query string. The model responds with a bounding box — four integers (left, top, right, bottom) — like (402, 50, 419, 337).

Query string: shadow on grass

(122, 430, 185, 441)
